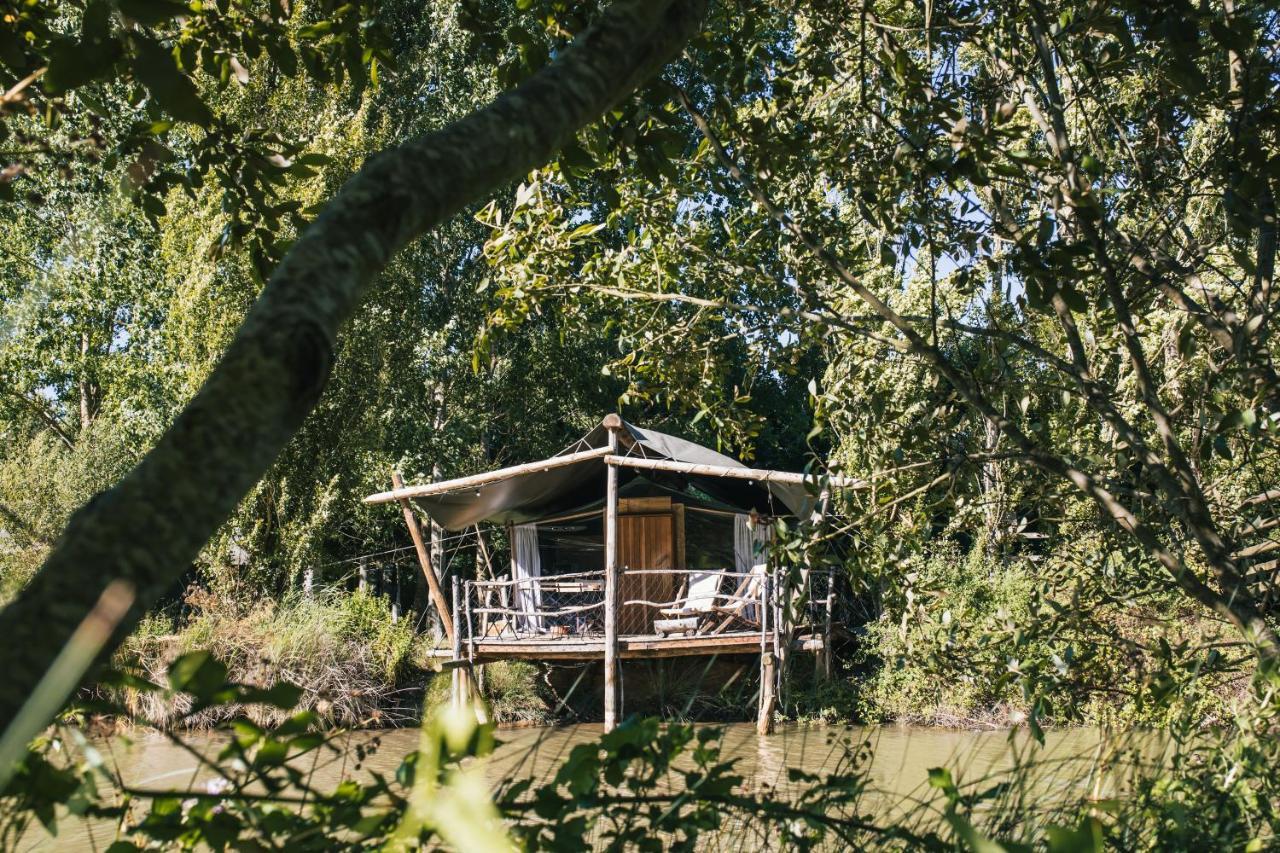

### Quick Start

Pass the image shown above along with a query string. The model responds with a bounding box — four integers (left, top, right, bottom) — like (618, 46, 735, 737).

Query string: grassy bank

(111, 588, 430, 729)
(106, 588, 562, 730)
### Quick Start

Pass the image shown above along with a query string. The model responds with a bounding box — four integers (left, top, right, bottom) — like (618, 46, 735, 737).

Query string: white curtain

(734, 514, 772, 622)
(513, 524, 544, 633)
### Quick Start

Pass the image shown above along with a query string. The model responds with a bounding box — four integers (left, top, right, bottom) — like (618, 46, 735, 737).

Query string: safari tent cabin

(365, 415, 855, 730)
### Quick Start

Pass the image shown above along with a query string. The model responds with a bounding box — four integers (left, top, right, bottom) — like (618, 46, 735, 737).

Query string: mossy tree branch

(0, 0, 709, 729)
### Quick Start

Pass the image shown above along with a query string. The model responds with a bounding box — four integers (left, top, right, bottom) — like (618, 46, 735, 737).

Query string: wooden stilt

(758, 652, 776, 735)
(603, 414, 622, 731)
(822, 591, 834, 681)
(468, 663, 487, 724)
(392, 470, 454, 646)
(451, 576, 465, 709)
(430, 508, 445, 637)
(758, 572, 775, 735)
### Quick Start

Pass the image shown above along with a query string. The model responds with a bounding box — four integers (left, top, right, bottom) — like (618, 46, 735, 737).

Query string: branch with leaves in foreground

(0, 0, 710, 734)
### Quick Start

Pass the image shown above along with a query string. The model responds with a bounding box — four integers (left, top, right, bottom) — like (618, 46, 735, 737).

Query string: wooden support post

(303, 567, 314, 599)
(603, 414, 622, 731)
(758, 653, 776, 735)
(358, 557, 369, 593)
(474, 525, 495, 580)
(390, 563, 400, 623)
(757, 572, 775, 735)
(391, 565, 401, 623)
(772, 564, 788, 713)
(430, 505, 445, 637)
(822, 591, 834, 681)
(463, 579, 475, 662)
(391, 470, 454, 646)
(506, 521, 516, 578)
(451, 576, 466, 709)
(469, 663, 489, 725)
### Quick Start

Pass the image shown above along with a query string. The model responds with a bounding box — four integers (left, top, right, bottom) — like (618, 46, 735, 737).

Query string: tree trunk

(980, 415, 1003, 560)
(78, 331, 99, 433)
(0, 0, 707, 732)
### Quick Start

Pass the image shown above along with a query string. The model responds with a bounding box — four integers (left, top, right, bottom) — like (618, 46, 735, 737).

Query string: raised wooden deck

(433, 630, 825, 663)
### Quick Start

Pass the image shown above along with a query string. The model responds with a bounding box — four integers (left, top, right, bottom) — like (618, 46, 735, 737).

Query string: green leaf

(44, 1, 122, 93)
(240, 681, 303, 709)
(254, 739, 289, 767)
(166, 651, 228, 698)
(265, 38, 298, 76)
(297, 21, 334, 40)
(117, 0, 190, 26)
(568, 222, 604, 240)
(1046, 819, 1102, 853)
(129, 35, 213, 126)
(927, 766, 956, 795)
(1217, 409, 1258, 433)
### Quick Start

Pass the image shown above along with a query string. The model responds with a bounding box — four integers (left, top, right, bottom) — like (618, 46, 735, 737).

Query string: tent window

(536, 514, 604, 575)
(684, 510, 734, 571)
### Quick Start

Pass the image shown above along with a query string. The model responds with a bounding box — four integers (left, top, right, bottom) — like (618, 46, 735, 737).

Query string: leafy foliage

(2, 0, 1280, 848)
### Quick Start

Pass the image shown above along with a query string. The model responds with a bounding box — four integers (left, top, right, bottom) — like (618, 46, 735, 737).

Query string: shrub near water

(854, 537, 1246, 731)
(856, 542, 1042, 726)
(116, 588, 429, 729)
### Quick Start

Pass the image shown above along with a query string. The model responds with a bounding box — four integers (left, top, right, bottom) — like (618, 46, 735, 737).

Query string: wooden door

(618, 512, 674, 635)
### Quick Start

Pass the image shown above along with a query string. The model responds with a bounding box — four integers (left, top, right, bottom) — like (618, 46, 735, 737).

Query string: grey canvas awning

(404, 418, 815, 530)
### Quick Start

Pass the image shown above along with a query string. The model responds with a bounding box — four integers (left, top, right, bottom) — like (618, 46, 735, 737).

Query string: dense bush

(855, 541, 1042, 726)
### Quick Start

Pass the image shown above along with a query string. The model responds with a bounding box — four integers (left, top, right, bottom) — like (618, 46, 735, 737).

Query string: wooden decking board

(455, 631, 822, 662)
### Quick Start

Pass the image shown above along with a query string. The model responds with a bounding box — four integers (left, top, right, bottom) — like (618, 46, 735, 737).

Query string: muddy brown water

(18, 723, 1162, 850)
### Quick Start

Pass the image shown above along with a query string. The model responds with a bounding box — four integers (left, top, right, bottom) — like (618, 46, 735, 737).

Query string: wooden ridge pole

(365, 447, 612, 504)
(392, 470, 454, 646)
(603, 414, 622, 731)
(602, 454, 867, 489)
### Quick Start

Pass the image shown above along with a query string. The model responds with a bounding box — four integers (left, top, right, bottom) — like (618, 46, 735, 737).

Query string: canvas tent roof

(407, 418, 813, 531)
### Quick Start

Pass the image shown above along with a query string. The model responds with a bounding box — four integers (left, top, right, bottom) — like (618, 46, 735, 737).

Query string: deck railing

(466, 570, 606, 641)
(462, 567, 782, 642)
(459, 565, 836, 646)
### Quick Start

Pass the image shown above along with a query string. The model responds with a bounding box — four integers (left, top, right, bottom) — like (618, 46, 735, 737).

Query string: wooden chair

(709, 564, 767, 634)
(653, 570, 723, 636)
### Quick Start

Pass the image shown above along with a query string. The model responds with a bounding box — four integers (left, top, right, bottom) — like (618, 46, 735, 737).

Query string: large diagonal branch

(0, 0, 708, 730)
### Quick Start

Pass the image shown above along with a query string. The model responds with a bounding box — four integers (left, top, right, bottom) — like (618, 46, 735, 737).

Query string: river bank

(104, 584, 1226, 735)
